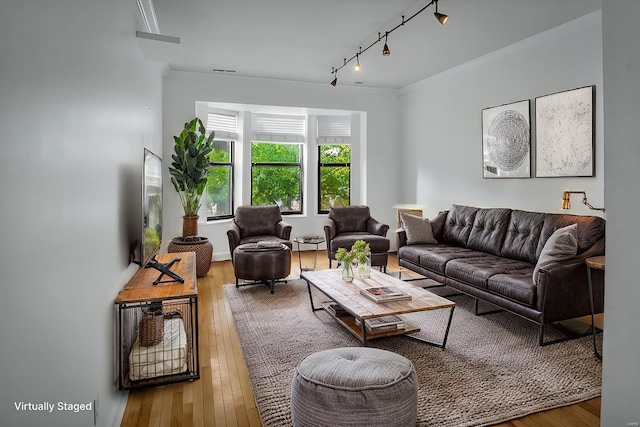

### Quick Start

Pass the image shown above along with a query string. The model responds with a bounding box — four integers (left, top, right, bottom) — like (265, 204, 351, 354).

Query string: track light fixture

(382, 32, 390, 56)
(329, 0, 449, 86)
(434, 0, 449, 25)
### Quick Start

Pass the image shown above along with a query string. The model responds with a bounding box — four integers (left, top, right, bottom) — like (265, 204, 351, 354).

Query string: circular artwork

(486, 110, 529, 171)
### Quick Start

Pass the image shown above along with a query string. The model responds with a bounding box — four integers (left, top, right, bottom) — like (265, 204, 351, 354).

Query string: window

(204, 111, 237, 220)
(205, 140, 234, 219)
(317, 116, 351, 213)
(318, 145, 351, 213)
(251, 142, 303, 214)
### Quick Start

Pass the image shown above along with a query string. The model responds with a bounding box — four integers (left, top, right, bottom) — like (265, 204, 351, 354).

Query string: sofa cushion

(235, 205, 281, 237)
(330, 233, 390, 253)
(329, 206, 370, 234)
(401, 212, 438, 245)
(430, 211, 448, 241)
(467, 208, 511, 256)
(442, 205, 479, 247)
(445, 254, 532, 289)
(487, 269, 536, 307)
(398, 244, 484, 274)
(536, 214, 605, 258)
(501, 210, 546, 264)
(533, 224, 578, 283)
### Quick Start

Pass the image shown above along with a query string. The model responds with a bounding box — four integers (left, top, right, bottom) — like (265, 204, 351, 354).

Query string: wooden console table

(115, 252, 200, 389)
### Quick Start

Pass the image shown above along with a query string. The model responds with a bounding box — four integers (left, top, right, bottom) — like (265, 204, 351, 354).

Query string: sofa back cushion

(501, 210, 546, 264)
(235, 205, 282, 237)
(430, 211, 448, 242)
(329, 205, 370, 234)
(536, 213, 605, 258)
(442, 205, 479, 247)
(467, 208, 512, 256)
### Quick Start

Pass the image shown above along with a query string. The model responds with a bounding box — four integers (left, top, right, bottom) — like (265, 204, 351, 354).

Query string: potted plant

(335, 240, 371, 281)
(167, 117, 215, 277)
(169, 117, 215, 237)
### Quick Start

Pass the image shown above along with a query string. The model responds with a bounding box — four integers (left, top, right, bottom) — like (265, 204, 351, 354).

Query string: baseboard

(106, 391, 129, 427)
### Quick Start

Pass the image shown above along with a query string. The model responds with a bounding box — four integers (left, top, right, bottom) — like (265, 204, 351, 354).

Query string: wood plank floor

(120, 251, 601, 427)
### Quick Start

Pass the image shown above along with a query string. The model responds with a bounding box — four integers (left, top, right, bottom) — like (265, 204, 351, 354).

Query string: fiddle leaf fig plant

(169, 118, 215, 216)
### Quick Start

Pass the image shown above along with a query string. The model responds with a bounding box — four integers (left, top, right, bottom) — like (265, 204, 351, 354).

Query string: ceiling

(151, 0, 601, 89)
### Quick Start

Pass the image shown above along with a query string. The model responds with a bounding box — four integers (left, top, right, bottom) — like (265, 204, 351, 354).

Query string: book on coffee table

(359, 286, 412, 303)
(355, 315, 405, 332)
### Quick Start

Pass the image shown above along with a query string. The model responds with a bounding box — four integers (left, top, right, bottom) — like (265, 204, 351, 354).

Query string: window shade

(317, 116, 351, 144)
(207, 111, 238, 140)
(251, 113, 305, 143)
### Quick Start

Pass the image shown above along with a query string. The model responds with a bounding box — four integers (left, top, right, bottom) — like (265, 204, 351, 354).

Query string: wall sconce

(561, 191, 605, 212)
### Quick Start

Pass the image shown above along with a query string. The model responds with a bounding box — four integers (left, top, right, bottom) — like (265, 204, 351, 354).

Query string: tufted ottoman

(291, 347, 418, 427)
(233, 243, 291, 294)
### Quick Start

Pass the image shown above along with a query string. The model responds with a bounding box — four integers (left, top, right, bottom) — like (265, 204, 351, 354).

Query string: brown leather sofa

(324, 205, 390, 271)
(396, 204, 605, 345)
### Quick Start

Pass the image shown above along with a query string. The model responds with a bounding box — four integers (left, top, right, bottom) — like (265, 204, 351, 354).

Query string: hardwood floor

(120, 251, 601, 427)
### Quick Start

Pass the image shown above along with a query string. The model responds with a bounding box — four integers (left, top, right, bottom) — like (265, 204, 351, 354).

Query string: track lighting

(434, 0, 448, 25)
(329, 0, 450, 86)
(382, 32, 390, 56)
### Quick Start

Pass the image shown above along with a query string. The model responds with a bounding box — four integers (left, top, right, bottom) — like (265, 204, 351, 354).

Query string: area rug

(223, 278, 601, 427)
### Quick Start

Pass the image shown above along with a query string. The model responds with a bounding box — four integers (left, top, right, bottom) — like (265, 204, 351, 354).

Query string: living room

(1, 1, 638, 427)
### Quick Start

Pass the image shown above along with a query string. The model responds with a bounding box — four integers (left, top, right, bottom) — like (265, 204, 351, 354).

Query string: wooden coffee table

(301, 268, 455, 348)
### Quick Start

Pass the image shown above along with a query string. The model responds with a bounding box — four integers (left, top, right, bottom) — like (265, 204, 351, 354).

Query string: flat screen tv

(142, 148, 183, 285)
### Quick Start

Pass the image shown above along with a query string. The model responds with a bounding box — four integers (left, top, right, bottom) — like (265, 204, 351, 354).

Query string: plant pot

(182, 215, 199, 237)
(168, 236, 213, 277)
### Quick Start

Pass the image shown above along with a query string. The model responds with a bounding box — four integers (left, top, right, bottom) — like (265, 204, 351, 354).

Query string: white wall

(163, 72, 401, 259)
(601, 1, 640, 424)
(0, 1, 163, 426)
(399, 12, 604, 219)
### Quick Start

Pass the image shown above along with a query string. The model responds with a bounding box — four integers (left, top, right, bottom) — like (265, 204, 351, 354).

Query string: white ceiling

(151, 0, 601, 89)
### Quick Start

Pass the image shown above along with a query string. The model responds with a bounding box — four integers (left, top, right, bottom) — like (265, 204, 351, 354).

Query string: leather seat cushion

(330, 233, 390, 253)
(445, 254, 533, 289)
(487, 269, 536, 306)
(409, 245, 485, 275)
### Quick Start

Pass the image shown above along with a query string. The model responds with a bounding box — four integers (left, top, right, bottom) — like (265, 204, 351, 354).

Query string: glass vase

(341, 263, 354, 282)
(356, 252, 371, 279)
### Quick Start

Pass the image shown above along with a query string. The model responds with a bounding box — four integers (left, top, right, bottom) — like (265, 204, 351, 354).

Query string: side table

(293, 236, 325, 271)
(586, 255, 605, 360)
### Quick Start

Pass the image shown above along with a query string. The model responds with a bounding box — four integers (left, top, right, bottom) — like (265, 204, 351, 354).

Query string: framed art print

(482, 99, 531, 178)
(535, 85, 595, 177)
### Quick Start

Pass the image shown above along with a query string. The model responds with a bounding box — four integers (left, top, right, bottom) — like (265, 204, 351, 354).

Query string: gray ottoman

(291, 347, 418, 427)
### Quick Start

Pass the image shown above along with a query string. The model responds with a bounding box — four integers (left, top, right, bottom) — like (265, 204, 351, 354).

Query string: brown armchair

(227, 205, 293, 258)
(324, 205, 390, 271)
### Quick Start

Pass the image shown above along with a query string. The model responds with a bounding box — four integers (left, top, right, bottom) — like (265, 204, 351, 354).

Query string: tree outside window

(251, 142, 302, 214)
(205, 140, 233, 220)
(319, 144, 350, 213)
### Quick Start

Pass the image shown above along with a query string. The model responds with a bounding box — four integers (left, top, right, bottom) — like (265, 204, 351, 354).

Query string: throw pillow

(533, 223, 578, 284)
(401, 212, 438, 245)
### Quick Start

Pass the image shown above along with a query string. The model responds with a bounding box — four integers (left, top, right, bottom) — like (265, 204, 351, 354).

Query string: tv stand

(146, 256, 185, 285)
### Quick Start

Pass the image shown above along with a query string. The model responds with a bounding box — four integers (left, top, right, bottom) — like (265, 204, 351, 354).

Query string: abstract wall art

(482, 99, 531, 178)
(535, 86, 595, 177)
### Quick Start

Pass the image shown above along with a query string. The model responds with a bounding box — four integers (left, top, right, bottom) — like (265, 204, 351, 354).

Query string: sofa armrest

(396, 228, 408, 249)
(324, 218, 337, 242)
(276, 220, 292, 240)
(367, 217, 389, 237)
(227, 222, 241, 257)
(536, 257, 604, 323)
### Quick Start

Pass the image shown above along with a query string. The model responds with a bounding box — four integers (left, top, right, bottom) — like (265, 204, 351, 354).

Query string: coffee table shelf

(320, 302, 420, 341)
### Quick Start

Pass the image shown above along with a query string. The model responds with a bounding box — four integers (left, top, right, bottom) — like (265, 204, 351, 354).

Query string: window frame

(250, 141, 304, 215)
(317, 144, 351, 214)
(205, 139, 235, 221)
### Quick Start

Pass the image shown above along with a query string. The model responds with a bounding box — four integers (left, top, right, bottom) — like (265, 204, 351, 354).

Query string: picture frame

(535, 85, 595, 177)
(482, 99, 531, 178)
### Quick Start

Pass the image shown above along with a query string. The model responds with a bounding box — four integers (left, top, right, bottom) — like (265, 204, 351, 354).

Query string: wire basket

(139, 307, 163, 347)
